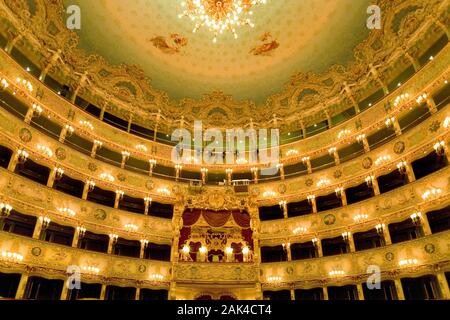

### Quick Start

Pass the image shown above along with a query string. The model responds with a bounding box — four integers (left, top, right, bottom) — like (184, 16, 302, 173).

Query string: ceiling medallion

(178, 0, 267, 42)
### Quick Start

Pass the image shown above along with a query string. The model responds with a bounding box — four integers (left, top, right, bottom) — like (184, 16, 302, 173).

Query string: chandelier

(178, 0, 267, 42)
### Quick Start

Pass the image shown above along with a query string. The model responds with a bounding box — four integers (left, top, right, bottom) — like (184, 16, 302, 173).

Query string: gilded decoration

(0, 0, 447, 131)
(19, 128, 32, 142)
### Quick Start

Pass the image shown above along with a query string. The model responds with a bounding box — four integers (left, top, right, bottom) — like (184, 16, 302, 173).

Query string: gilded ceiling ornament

(249, 32, 279, 56)
(150, 34, 188, 55)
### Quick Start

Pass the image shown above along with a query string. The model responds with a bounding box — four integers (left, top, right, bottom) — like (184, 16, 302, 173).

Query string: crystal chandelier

(179, 0, 267, 42)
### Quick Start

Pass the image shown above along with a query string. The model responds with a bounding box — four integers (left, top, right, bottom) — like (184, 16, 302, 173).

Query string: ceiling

(63, 0, 371, 104)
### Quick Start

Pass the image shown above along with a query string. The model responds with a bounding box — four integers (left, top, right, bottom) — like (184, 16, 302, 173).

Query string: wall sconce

(225, 247, 234, 262)
(115, 190, 124, 200)
(32, 103, 43, 117)
(175, 164, 183, 171)
(385, 117, 395, 128)
(109, 234, 118, 244)
(39, 216, 51, 229)
(416, 93, 427, 104)
(182, 244, 190, 255)
(77, 227, 87, 238)
(375, 223, 385, 234)
(64, 124, 74, 137)
(433, 140, 445, 156)
(140, 239, 149, 248)
(393, 93, 409, 107)
(444, 116, 449, 129)
(329, 270, 345, 277)
(149, 274, 164, 281)
(365, 175, 375, 187)
(421, 188, 442, 200)
(17, 149, 29, 164)
(301, 156, 310, 164)
(337, 129, 351, 139)
(79, 120, 94, 130)
(396, 161, 407, 174)
(286, 149, 298, 156)
(307, 195, 315, 204)
(328, 147, 337, 155)
(399, 259, 418, 267)
(198, 246, 208, 262)
(0, 202, 13, 216)
(242, 246, 251, 262)
(342, 231, 351, 242)
(225, 168, 233, 175)
(262, 190, 276, 198)
(93, 140, 103, 148)
(201, 168, 209, 174)
(312, 237, 319, 247)
(0, 251, 24, 263)
(16, 77, 33, 92)
(82, 266, 100, 274)
(375, 155, 391, 166)
(86, 179, 96, 192)
(121, 151, 130, 161)
(267, 276, 282, 282)
(353, 214, 368, 222)
(100, 173, 115, 182)
(279, 200, 287, 209)
(149, 159, 157, 167)
(250, 167, 258, 174)
(293, 226, 307, 234)
(410, 212, 422, 225)
(58, 207, 76, 217)
(356, 134, 366, 143)
(144, 196, 152, 206)
(335, 187, 344, 198)
(317, 179, 330, 188)
(157, 187, 171, 196)
(0, 78, 9, 90)
(135, 144, 148, 152)
(54, 167, 64, 180)
(124, 223, 138, 232)
(281, 241, 290, 250)
(36, 144, 53, 158)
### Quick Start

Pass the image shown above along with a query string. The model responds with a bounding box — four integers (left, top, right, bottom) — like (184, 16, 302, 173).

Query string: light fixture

(0, 202, 13, 216)
(157, 187, 171, 196)
(236, 158, 248, 164)
(293, 226, 307, 234)
(77, 227, 87, 238)
(86, 179, 96, 192)
(121, 151, 130, 161)
(375, 223, 385, 234)
(135, 144, 148, 152)
(433, 140, 445, 155)
(32, 103, 43, 117)
(79, 120, 94, 130)
(312, 237, 319, 247)
(356, 134, 366, 143)
(175, 164, 183, 171)
(281, 241, 290, 250)
(365, 175, 375, 187)
(306, 195, 315, 204)
(301, 156, 310, 164)
(267, 276, 282, 282)
(94, 140, 103, 148)
(17, 149, 29, 164)
(140, 239, 149, 248)
(16, 77, 33, 92)
(149, 159, 157, 167)
(286, 149, 299, 157)
(124, 223, 138, 232)
(342, 231, 351, 241)
(317, 179, 330, 188)
(0, 78, 9, 89)
(328, 147, 337, 155)
(375, 155, 391, 166)
(58, 207, 76, 217)
(410, 212, 422, 225)
(201, 167, 208, 174)
(115, 190, 124, 200)
(225, 168, 233, 174)
(178, 0, 267, 42)
(39, 216, 51, 229)
(393, 93, 409, 107)
(335, 187, 344, 198)
(353, 214, 368, 222)
(329, 270, 345, 277)
(64, 124, 74, 137)
(443, 116, 449, 129)
(144, 196, 152, 206)
(54, 167, 64, 180)
(100, 173, 115, 182)
(82, 266, 100, 274)
(37, 144, 53, 158)
(416, 93, 428, 105)
(279, 200, 286, 208)
(149, 274, 164, 281)
(262, 190, 276, 198)
(337, 129, 351, 139)
(0, 251, 24, 262)
(109, 234, 119, 243)
(182, 244, 190, 254)
(421, 188, 442, 200)
(399, 259, 418, 266)
(385, 117, 395, 128)
(396, 161, 407, 174)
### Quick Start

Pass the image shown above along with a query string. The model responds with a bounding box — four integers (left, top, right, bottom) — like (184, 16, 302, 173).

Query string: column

(5, 34, 22, 53)
(72, 228, 81, 248)
(15, 273, 29, 299)
(434, 18, 450, 39)
(135, 287, 141, 301)
(91, 142, 100, 158)
(405, 163, 416, 183)
(316, 239, 323, 258)
(347, 233, 356, 253)
(24, 106, 35, 124)
(382, 224, 392, 245)
(280, 202, 288, 219)
(60, 280, 69, 300)
(47, 167, 58, 188)
(127, 114, 133, 133)
(392, 119, 402, 136)
(394, 279, 405, 300)
(341, 189, 348, 206)
(140, 240, 147, 259)
(278, 163, 285, 180)
(358, 135, 370, 153)
(290, 288, 295, 300)
(120, 152, 129, 169)
(107, 235, 116, 254)
(81, 181, 92, 200)
(309, 197, 317, 213)
(325, 110, 332, 128)
(303, 157, 312, 174)
(59, 125, 72, 143)
(330, 149, 340, 166)
(114, 191, 122, 209)
(357, 283, 365, 300)
(420, 214, 432, 236)
(100, 284, 107, 300)
(436, 272, 450, 299)
(425, 96, 438, 114)
(99, 104, 106, 121)
(372, 178, 381, 196)
(7, 151, 19, 172)
(32, 217, 44, 239)
(300, 121, 306, 139)
(251, 168, 258, 184)
(322, 287, 329, 300)
(403, 49, 420, 72)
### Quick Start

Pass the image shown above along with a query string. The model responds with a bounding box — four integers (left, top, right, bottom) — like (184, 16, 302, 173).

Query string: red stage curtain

(182, 209, 202, 226)
(202, 210, 231, 227)
(232, 211, 251, 228)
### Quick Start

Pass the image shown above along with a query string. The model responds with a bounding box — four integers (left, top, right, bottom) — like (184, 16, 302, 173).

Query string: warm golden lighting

(179, 0, 267, 42)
